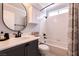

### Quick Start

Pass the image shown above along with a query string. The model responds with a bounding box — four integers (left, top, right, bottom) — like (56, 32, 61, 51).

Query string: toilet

(38, 44, 50, 56)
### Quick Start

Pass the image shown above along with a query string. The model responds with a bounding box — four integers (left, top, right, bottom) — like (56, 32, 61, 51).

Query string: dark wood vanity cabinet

(0, 39, 40, 56)
(25, 40, 40, 56)
(0, 44, 25, 56)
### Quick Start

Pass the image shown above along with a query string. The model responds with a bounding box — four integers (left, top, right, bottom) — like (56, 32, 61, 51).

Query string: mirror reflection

(3, 3, 27, 31)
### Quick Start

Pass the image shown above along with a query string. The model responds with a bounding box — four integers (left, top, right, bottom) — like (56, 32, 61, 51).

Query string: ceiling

(4, 3, 69, 11)
(38, 3, 52, 8)
(6, 3, 47, 11)
(5, 3, 25, 10)
(31, 3, 53, 11)
(31, 3, 69, 11)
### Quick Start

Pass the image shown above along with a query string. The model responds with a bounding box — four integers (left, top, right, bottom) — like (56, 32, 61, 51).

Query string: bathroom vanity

(0, 36, 40, 56)
(0, 3, 41, 56)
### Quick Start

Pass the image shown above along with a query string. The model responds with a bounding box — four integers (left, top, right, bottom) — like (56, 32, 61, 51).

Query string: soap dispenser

(4, 33, 9, 40)
(0, 31, 5, 40)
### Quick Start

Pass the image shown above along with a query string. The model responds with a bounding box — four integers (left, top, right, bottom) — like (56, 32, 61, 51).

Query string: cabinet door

(32, 7, 40, 23)
(28, 6, 40, 24)
(0, 44, 25, 56)
(25, 40, 40, 56)
(0, 52, 7, 56)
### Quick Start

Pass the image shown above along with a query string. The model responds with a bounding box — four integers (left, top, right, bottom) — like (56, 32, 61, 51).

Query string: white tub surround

(0, 36, 40, 51)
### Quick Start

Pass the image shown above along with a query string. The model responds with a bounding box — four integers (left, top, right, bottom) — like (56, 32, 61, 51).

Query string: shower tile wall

(45, 13, 69, 49)
(39, 12, 69, 55)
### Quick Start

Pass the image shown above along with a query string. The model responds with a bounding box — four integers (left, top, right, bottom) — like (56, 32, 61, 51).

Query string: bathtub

(39, 38, 68, 56)
(45, 43, 68, 56)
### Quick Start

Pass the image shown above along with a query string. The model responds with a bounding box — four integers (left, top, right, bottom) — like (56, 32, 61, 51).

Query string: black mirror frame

(2, 3, 27, 32)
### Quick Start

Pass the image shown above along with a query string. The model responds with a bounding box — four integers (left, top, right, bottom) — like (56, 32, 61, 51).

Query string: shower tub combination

(38, 39, 68, 56)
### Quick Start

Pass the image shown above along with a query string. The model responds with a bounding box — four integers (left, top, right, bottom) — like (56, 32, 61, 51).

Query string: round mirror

(2, 3, 27, 31)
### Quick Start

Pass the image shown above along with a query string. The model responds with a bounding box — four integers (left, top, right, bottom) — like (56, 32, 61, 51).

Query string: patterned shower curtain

(68, 3, 79, 56)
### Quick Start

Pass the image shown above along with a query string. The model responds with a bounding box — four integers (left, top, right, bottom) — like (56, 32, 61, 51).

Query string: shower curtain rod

(40, 3, 54, 11)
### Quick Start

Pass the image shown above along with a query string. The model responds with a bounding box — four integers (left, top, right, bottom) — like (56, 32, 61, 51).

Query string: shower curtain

(68, 3, 79, 56)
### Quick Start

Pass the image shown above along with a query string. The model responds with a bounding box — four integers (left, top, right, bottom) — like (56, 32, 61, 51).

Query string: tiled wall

(39, 4, 71, 55)
(39, 12, 69, 55)
(45, 12, 69, 50)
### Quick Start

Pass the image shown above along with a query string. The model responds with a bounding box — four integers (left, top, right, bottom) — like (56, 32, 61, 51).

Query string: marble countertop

(0, 35, 40, 51)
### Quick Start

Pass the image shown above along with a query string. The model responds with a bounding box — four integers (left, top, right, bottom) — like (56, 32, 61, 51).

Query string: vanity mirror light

(2, 3, 27, 32)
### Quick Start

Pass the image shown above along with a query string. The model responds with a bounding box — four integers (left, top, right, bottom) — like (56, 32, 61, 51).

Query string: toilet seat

(39, 44, 50, 51)
(38, 44, 50, 56)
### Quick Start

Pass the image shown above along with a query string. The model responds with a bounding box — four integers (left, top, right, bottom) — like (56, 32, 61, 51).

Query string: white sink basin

(17, 37, 31, 39)
(10, 35, 35, 40)
(10, 35, 35, 39)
